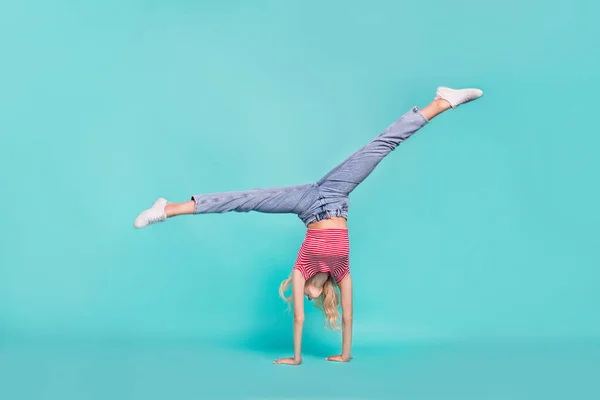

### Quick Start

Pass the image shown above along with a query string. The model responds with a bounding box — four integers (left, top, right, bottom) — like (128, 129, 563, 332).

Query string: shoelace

(147, 210, 165, 223)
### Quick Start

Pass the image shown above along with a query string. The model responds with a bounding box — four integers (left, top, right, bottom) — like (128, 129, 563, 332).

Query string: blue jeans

(191, 107, 429, 226)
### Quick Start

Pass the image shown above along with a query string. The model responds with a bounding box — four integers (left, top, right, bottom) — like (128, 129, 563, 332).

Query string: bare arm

(292, 269, 305, 362)
(274, 269, 305, 365)
(327, 273, 353, 362)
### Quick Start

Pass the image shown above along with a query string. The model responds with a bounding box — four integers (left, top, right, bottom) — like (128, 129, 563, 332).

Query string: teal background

(1, 0, 599, 399)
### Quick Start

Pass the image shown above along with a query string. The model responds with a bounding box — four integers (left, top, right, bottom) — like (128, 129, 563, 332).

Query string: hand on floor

(326, 354, 352, 362)
(273, 357, 302, 365)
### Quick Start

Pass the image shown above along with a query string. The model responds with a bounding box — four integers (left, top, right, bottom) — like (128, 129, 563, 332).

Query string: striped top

(293, 228, 350, 284)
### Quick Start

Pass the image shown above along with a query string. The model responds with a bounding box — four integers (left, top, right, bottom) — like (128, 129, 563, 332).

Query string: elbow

(342, 314, 353, 325)
(294, 315, 305, 324)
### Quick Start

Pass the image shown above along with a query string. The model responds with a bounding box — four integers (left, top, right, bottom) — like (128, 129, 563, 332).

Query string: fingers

(273, 358, 296, 365)
(326, 355, 352, 362)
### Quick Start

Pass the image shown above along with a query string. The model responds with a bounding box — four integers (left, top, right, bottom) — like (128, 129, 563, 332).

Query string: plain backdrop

(1, 0, 599, 377)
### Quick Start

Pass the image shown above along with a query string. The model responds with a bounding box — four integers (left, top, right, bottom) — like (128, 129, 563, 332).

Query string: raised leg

(134, 184, 315, 228)
(317, 87, 483, 197)
(316, 106, 429, 197)
(190, 184, 313, 215)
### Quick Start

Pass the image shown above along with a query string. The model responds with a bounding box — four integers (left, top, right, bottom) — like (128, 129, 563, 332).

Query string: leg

(134, 184, 315, 228)
(189, 184, 313, 215)
(166, 186, 313, 218)
(316, 106, 429, 196)
(317, 87, 482, 196)
(165, 201, 195, 217)
(420, 98, 452, 121)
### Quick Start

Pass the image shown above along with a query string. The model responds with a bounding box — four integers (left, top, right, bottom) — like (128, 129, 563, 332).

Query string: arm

(274, 269, 305, 365)
(292, 269, 305, 362)
(327, 273, 353, 362)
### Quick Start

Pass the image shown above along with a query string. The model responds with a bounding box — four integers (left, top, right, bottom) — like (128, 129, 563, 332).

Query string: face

(304, 279, 324, 301)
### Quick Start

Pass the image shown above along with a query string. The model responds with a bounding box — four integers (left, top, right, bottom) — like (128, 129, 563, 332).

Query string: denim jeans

(191, 107, 429, 226)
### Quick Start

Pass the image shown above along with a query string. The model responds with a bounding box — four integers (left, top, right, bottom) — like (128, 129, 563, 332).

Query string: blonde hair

(279, 274, 341, 330)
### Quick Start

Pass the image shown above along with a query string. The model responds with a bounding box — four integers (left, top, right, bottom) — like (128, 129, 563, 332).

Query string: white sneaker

(134, 198, 168, 229)
(435, 87, 483, 108)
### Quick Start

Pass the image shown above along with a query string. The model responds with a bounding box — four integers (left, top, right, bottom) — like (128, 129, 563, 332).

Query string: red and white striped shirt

(293, 228, 350, 284)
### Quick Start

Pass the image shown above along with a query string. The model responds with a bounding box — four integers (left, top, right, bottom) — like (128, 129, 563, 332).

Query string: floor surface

(1, 339, 598, 399)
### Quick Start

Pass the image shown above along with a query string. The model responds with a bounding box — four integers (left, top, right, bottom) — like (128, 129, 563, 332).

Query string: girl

(134, 86, 483, 365)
